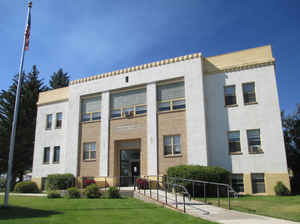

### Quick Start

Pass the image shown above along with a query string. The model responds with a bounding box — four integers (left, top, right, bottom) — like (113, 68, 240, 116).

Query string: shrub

(136, 178, 149, 189)
(47, 190, 61, 198)
(47, 174, 74, 190)
(274, 181, 290, 196)
(84, 184, 101, 198)
(83, 178, 96, 188)
(108, 187, 120, 198)
(167, 165, 231, 197)
(14, 181, 39, 193)
(67, 187, 81, 198)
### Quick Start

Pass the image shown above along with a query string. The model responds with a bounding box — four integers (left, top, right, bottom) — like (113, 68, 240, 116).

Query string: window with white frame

(83, 142, 96, 160)
(242, 82, 256, 104)
(81, 96, 101, 122)
(164, 135, 182, 156)
(247, 129, 263, 153)
(157, 82, 185, 112)
(46, 114, 52, 129)
(224, 85, 237, 106)
(56, 112, 62, 128)
(228, 131, 241, 154)
(53, 146, 60, 163)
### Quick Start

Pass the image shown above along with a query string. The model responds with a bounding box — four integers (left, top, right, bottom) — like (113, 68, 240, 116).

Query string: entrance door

(120, 150, 140, 186)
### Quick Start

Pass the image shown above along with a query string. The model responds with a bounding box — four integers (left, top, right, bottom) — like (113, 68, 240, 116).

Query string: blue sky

(0, 0, 299, 113)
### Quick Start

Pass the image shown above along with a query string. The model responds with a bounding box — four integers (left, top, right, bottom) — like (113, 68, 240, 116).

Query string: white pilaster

(147, 83, 158, 175)
(99, 91, 110, 176)
(185, 58, 208, 165)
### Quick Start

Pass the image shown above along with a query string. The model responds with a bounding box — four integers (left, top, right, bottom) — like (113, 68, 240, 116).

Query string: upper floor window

(164, 135, 182, 156)
(243, 82, 256, 104)
(247, 129, 263, 154)
(83, 142, 96, 160)
(228, 131, 241, 154)
(111, 88, 146, 119)
(157, 81, 185, 112)
(43, 147, 50, 164)
(56, 112, 62, 129)
(224, 85, 237, 106)
(53, 146, 60, 163)
(46, 114, 52, 130)
(81, 96, 101, 122)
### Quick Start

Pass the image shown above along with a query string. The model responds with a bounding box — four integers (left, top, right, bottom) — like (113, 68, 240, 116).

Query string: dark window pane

(56, 113, 62, 128)
(43, 147, 50, 163)
(228, 131, 241, 153)
(82, 113, 90, 121)
(46, 114, 52, 129)
(164, 146, 172, 155)
(53, 146, 60, 163)
(158, 102, 171, 111)
(111, 109, 121, 118)
(225, 86, 236, 106)
(252, 173, 265, 193)
(173, 99, 185, 110)
(232, 174, 244, 192)
(247, 129, 262, 153)
(243, 83, 256, 104)
(92, 112, 101, 120)
(136, 105, 147, 115)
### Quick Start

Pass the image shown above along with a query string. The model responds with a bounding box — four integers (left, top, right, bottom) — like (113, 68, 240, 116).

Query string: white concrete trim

(147, 83, 158, 175)
(100, 91, 110, 176)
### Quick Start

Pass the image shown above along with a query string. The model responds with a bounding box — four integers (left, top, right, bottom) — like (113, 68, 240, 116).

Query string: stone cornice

(70, 53, 202, 85)
(203, 58, 275, 75)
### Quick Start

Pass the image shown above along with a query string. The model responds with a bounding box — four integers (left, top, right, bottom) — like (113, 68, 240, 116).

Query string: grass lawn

(0, 196, 216, 224)
(200, 195, 300, 222)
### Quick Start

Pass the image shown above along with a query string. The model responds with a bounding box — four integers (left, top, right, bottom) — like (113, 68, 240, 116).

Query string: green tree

(0, 65, 47, 187)
(49, 68, 70, 89)
(282, 104, 300, 194)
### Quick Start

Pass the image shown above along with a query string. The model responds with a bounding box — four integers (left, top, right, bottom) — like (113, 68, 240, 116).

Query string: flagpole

(4, 1, 32, 207)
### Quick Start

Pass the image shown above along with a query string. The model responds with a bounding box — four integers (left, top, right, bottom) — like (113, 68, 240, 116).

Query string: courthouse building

(32, 45, 290, 195)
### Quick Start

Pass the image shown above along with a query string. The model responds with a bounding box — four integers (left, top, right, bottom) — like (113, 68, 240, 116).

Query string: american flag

(24, 9, 31, 51)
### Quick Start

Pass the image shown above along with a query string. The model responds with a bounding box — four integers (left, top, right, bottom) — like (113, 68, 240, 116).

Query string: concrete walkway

(133, 189, 298, 224)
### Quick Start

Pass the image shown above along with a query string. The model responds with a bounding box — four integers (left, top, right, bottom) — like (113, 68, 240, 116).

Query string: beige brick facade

(78, 121, 101, 177)
(158, 110, 187, 174)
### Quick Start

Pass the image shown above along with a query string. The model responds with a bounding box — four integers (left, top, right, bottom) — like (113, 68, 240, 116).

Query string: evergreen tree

(49, 68, 70, 89)
(0, 65, 47, 185)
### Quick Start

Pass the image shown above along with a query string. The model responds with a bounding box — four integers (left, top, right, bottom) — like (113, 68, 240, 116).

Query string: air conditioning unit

(250, 145, 261, 153)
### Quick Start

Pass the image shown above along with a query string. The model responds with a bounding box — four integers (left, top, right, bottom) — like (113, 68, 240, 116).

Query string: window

(41, 177, 47, 191)
(53, 146, 60, 163)
(224, 85, 237, 106)
(46, 114, 52, 129)
(157, 82, 185, 112)
(81, 96, 101, 122)
(247, 129, 263, 153)
(83, 142, 96, 160)
(164, 135, 181, 156)
(43, 147, 50, 164)
(56, 112, 62, 128)
(110, 88, 147, 118)
(232, 174, 244, 192)
(243, 82, 256, 104)
(228, 131, 241, 154)
(251, 173, 265, 193)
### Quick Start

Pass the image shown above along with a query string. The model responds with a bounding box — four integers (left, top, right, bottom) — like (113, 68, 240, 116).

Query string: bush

(66, 187, 81, 198)
(84, 184, 101, 198)
(167, 165, 231, 197)
(47, 190, 61, 198)
(83, 178, 96, 188)
(47, 174, 74, 190)
(274, 181, 290, 196)
(107, 187, 120, 198)
(14, 181, 39, 193)
(136, 178, 149, 189)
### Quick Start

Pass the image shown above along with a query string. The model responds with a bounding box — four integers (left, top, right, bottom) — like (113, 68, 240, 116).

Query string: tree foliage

(282, 104, 300, 193)
(49, 68, 69, 89)
(0, 65, 47, 187)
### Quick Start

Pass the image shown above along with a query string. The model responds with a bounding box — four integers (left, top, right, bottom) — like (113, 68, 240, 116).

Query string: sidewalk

(134, 189, 298, 224)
